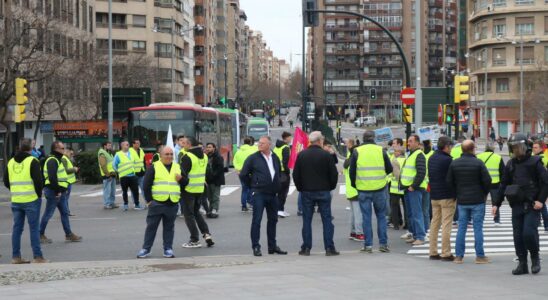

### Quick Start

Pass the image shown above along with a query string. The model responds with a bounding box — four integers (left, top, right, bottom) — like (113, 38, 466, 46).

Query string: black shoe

(531, 256, 541, 274)
(206, 213, 213, 218)
(268, 246, 287, 255)
(325, 248, 340, 256)
(429, 255, 442, 260)
(253, 247, 262, 257)
(512, 260, 529, 275)
(298, 248, 311, 256)
(242, 207, 249, 212)
(297, 211, 303, 216)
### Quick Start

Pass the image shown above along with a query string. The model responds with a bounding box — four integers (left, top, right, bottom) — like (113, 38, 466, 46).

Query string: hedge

(74, 151, 102, 184)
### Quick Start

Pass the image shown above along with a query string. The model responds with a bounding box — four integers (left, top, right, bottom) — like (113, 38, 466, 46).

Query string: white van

(354, 116, 377, 127)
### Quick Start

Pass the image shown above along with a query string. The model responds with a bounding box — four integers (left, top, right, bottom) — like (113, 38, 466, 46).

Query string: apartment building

(467, 0, 548, 136)
(194, 0, 217, 105)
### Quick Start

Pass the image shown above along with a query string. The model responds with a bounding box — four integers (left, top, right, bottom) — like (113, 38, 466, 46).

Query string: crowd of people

(4, 129, 548, 276)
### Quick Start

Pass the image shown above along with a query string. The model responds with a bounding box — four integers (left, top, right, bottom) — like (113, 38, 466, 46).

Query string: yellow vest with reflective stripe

(8, 156, 38, 203)
(44, 156, 69, 188)
(116, 151, 135, 178)
(152, 161, 181, 203)
(400, 150, 428, 189)
(185, 152, 208, 193)
(98, 149, 115, 176)
(450, 144, 462, 160)
(129, 147, 145, 173)
(344, 151, 358, 199)
(273, 144, 289, 172)
(62, 155, 77, 184)
(355, 144, 387, 191)
(389, 157, 406, 195)
(423, 150, 433, 184)
(233, 144, 257, 171)
(477, 151, 502, 184)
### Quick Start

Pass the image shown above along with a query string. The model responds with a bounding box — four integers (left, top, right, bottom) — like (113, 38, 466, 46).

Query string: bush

(75, 151, 102, 184)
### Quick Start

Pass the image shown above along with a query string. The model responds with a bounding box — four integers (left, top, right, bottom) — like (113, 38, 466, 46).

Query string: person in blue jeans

(3, 138, 48, 263)
(446, 140, 491, 264)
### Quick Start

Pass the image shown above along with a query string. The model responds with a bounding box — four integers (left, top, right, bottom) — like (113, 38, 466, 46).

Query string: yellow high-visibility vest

(62, 155, 77, 184)
(400, 149, 428, 189)
(355, 144, 387, 191)
(477, 151, 502, 184)
(185, 152, 208, 193)
(8, 156, 39, 203)
(98, 148, 114, 176)
(273, 144, 289, 172)
(389, 157, 406, 195)
(152, 161, 182, 203)
(44, 156, 69, 188)
(115, 151, 135, 178)
(344, 151, 358, 199)
(129, 147, 145, 173)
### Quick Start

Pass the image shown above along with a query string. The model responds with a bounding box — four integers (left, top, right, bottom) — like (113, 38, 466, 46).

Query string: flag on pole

(288, 127, 309, 169)
(166, 124, 174, 150)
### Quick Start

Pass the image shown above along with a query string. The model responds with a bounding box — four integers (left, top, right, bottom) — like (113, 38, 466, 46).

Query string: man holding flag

(289, 127, 309, 216)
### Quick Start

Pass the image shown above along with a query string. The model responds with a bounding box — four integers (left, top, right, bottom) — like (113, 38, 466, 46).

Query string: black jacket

(428, 150, 456, 200)
(400, 149, 427, 191)
(45, 151, 68, 193)
(293, 145, 338, 192)
(494, 154, 548, 207)
(275, 139, 291, 175)
(180, 147, 205, 196)
(3, 151, 44, 198)
(143, 162, 187, 204)
(348, 142, 393, 192)
(206, 150, 225, 186)
(239, 151, 281, 195)
(446, 153, 491, 205)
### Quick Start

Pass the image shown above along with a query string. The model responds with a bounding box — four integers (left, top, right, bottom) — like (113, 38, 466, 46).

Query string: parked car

(354, 116, 377, 127)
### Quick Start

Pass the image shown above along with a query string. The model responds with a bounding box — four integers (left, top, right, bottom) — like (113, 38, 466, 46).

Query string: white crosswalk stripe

(220, 186, 240, 196)
(407, 206, 548, 256)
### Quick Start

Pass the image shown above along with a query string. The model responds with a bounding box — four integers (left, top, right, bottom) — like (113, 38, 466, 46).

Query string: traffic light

(14, 78, 28, 123)
(454, 75, 469, 104)
(302, 0, 318, 27)
(370, 88, 377, 100)
(403, 108, 413, 123)
(445, 104, 455, 124)
(219, 97, 226, 105)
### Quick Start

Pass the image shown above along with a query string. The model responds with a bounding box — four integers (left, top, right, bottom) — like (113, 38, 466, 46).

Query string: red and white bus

(128, 103, 233, 167)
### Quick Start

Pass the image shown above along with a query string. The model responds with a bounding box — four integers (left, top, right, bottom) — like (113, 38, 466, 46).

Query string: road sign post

(400, 88, 415, 143)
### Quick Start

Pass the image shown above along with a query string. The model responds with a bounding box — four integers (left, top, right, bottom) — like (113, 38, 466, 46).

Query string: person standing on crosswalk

(399, 134, 427, 246)
(493, 133, 548, 275)
(274, 131, 292, 218)
(343, 138, 364, 241)
(447, 140, 491, 264)
(349, 130, 393, 253)
(129, 139, 146, 198)
(477, 142, 505, 226)
(234, 137, 257, 212)
(113, 141, 143, 211)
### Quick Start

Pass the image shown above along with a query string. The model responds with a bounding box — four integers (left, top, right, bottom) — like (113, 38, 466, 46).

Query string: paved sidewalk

(0, 252, 545, 299)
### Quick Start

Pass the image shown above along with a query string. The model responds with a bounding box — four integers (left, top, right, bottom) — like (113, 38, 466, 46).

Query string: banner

(417, 125, 440, 142)
(374, 127, 394, 144)
(288, 127, 309, 169)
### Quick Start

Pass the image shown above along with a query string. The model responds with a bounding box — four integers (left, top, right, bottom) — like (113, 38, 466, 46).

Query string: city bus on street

(246, 117, 270, 141)
(216, 108, 246, 156)
(250, 109, 266, 118)
(128, 103, 233, 168)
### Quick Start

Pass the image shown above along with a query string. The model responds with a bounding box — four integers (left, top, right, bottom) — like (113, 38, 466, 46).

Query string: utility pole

(415, 0, 423, 129)
(170, 16, 175, 102)
(108, 0, 113, 143)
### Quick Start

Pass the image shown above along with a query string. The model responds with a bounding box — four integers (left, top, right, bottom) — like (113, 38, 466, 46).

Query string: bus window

(129, 110, 195, 150)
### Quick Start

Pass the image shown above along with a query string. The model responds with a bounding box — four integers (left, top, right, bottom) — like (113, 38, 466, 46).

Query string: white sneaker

(182, 241, 202, 248)
(283, 211, 291, 217)
(400, 232, 412, 239)
(199, 208, 206, 215)
(278, 211, 286, 218)
(494, 222, 501, 227)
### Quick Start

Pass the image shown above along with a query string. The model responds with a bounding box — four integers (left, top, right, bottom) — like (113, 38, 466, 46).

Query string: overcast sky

(239, 0, 304, 70)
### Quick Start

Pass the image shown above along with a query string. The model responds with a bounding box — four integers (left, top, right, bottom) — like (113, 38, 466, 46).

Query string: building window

(493, 0, 506, 7)
(155, 42, 172, 58)
(492, 48, 506, 66)
(96, 39, 127, 55)
(493, 18, 506, 37)
(515, 46, 535, 64)
(132, 41, 146, 52)
(496, 78, 510, 93)
(133, 15, 146, 27)
(545, 46, 548, 62)
(515, 17, 534, 35)
(154, 17, 172, 33)
(515, 0, 534, 5)
(545, 16, 548, 34)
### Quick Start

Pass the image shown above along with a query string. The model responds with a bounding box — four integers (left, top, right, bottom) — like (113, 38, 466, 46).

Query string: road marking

(339, 185, 346, 195)
(221, 186, 240, 196)
(288, 186, 296, 196)
(80, 188, 121, 198)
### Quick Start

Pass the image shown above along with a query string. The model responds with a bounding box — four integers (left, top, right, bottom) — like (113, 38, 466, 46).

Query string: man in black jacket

(39, 141, 82, 244)
(427, 136, 456, 261)
(205, 143, 225, 218)
(239, 136, 287, 256)
(293, 131, 339, 256)
(446, 140, 491, 264)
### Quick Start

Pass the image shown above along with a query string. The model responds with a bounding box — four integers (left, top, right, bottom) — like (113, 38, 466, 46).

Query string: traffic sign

(401, 88, 415, 105)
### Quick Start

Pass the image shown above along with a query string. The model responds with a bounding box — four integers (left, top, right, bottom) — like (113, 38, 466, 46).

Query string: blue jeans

(137, 175, 144, 198)
(250, 192, 278, 250)
(358, 188, 388, 247)
(40, 187, 72, 236)
(12, 199, 43, 258)
(456, 203, 486, 258)
(66, 184, 72, 213)
(421, 190, 431, 232)
(404, 190, 425, 241)
(103, 177, 116, 206)
(301, 191, 335, 250)
(240, 178, 252, 208)
(298, 192, 303, 213)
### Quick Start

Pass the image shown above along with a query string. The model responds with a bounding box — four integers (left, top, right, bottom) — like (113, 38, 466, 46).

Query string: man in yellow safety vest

(98, 141, 118, 209)
(477, 142, 505, 226)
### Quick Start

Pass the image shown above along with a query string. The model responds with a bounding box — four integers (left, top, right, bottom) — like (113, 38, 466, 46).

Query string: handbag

(504, 184, 524, 204)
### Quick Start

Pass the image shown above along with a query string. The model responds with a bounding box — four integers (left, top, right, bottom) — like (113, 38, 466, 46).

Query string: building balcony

(365, 60, 402, 67)
(96, 22, 128, 29)
(364, 23, 402, 31)
(96, 48, 127, 55)
(324, 23, 360, 31)
(364, 73, 403, 80)
(325, 36, 361, 43)
(327, 48, 362, 55)
(325, 75, 361, 80)
(325, 85, 361, 92)
(325, 62, 361, 69)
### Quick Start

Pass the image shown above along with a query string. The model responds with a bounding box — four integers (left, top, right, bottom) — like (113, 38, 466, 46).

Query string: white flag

(166, 124, 174, 151)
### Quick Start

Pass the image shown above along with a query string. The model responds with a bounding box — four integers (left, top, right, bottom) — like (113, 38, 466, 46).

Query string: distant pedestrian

(427, 136, 456, 261)
(137, 146, 186, 259)
(240, 136, 287, 256)
(349, 130, 393, 253)
(205, 142, 225, 218)
(497, 136, 504, 151)
(113, 141, 143, 211)
(493, 133, 548, 275)
(234, 137, 258, 212)
(4, 138, 48, 264)
(174, 134, 186, 164)
(40, 141, 82, 244)
(293, 131, 339, 256)
(274, 132, 292, 218)
(130, 139, 146, 198)
(152, 144, 163, 164)
(61, 148, 78, 217)
(180, 137, 215, 248)
(343, 139, 364, 241)
(323, 140, 338, 165)
(31, 140, 41, 159)
(447, 140, 491, 264)
(289, 120, 294, 128)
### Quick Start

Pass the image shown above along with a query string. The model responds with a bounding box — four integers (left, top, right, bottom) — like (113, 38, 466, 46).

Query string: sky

(239, 0, 304, 70)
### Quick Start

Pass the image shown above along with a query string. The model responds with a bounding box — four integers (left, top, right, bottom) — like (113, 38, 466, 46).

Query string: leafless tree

(523, 62, 548, 132)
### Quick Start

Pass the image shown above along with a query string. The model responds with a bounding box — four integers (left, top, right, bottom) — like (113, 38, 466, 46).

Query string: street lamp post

(108, 0, 113, 143)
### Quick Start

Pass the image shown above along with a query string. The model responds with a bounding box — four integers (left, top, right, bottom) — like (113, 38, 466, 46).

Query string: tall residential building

(226, 0, 240, 100)
(95, 0, 196, 103)
(467, 0, 548, 136)
(216, 0, 228, 100)
(194, 0, 217, 105)
(427, 0, 458, 87)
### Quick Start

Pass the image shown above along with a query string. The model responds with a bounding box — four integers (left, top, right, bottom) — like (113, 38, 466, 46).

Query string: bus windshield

(129, 110, 195, 150)
(247, 124, 268, 140)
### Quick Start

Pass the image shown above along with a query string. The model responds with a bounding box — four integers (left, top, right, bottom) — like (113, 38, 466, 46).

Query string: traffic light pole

(301, 17, 307, 132)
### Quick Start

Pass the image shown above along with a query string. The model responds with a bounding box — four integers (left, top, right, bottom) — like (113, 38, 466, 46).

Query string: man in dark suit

(239, 136, 287, 257)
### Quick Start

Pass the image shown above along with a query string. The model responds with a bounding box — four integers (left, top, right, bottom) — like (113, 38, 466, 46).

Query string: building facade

(194, 0, 217, 105)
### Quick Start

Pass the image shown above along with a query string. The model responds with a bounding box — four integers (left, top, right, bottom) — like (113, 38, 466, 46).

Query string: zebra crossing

(407, 206, 548, 256)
